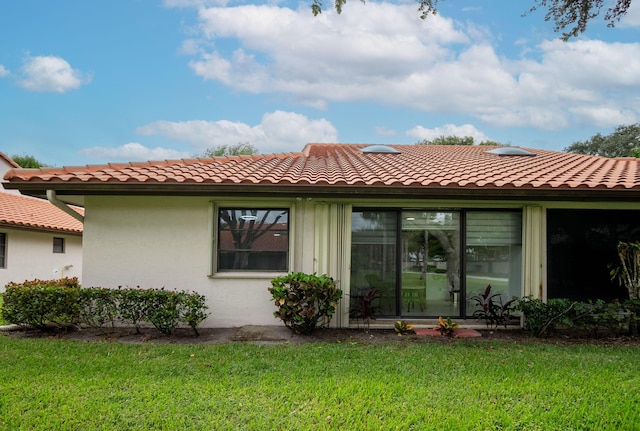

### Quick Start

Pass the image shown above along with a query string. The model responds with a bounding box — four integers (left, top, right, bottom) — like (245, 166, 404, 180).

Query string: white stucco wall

(0, 229, 82, 290)
(82, 196, 318, 328)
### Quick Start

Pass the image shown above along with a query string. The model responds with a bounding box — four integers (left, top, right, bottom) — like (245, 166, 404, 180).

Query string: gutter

(46, 190, 84, 223)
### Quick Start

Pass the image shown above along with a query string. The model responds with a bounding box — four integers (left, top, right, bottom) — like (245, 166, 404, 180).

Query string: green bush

(517, 297, 638, 337)
(146, 289, 182, 335)
(268, 272, 342, 335)
(179, 291, 208, 336)
(116, 287, 150, 333)
(517, 297, 575, 337)
(78, 287, 119, 332)
(1, 278, 81, 329)
(1, 279, 209, 335)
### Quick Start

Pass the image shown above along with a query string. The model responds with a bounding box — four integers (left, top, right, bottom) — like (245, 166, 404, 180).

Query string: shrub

(145, 289, 182, 335)
(1, 278, 81, 329)
(1, 279, 209, 336)
(179, 291, 208, 336)
(568, 300, 625, 337)
(517, 297, 575, 337)
(116, 287, 149, 333)
(268, 272, 342, 335)
(78, 287, 119, 332)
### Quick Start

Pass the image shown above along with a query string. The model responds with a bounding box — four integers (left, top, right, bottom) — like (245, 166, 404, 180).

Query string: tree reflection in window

(217, 208, 289, 271)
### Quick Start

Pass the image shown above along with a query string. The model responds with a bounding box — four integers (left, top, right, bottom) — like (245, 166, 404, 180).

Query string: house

(4, 144, 640, 328)
(0, 152, 83, 289)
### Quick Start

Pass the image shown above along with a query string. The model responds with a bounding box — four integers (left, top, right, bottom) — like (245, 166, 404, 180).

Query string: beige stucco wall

(82, 196, 321, 328)
(0, 228, 82, 290)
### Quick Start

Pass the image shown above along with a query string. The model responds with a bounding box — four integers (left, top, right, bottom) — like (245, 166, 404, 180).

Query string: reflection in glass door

(350, 211, 398, 316)
(401, 211, 460, 317)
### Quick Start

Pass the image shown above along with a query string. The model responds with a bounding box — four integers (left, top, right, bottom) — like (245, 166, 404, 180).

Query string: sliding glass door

(401, 211, 460, 317)
(350, 209, 522, 319)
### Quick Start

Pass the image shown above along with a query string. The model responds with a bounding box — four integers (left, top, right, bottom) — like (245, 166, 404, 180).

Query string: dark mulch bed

(3, 324, 640, 346)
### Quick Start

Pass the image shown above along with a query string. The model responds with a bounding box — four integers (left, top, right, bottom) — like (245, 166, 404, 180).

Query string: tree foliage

(312, 0, 632, 40)
(564, 124, 640, 158)
(528, 0, 632, 40)
(11, 154, 46, 168)
(416, 135, 504, 146)
(194, 142, 258, 158)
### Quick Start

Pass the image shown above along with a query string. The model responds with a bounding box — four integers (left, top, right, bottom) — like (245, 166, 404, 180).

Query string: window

(0, 232, 6, 268)
(53, 237, 65, 253)
(217, 208, 289, 271)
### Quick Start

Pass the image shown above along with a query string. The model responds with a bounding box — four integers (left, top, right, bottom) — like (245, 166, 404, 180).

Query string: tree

(194, 142, 258, 158)
(11, 154, 46, 168)
(416, 136, 505, 146)
(312, 0, 632, 40)
(564, 124, 640, 158)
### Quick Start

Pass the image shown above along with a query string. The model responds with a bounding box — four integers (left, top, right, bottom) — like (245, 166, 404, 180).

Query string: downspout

(46, 190, 84, 223)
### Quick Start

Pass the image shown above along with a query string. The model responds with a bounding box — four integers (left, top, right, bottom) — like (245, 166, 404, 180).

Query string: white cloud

(135, 110, 338, 154)
(18, 55, 91, 93)
(375, 126, 396, 137)
(0, 65, 9, 77)
(406, 124, 489, 143)
(79, 143, 191, 162)
(178, 3, 640, 130)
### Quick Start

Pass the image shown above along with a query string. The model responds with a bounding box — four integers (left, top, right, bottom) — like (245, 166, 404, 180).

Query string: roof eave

(7, 181, 640, 203)
(0, 222, 83, 236)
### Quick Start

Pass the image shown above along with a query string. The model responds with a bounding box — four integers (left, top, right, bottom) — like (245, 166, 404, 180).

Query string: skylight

(485, 147, 536, 156)
(361, 145, 401, 154)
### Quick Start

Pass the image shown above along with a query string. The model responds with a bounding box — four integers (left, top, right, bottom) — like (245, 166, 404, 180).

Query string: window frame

(212, 205, 292, 275)
(0, 232, 6, 268)
(53, 237, 65, 254)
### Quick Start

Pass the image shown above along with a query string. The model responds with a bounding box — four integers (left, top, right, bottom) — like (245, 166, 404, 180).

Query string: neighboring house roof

(0, 192, 83, 234)
(0, 151, 20, 169)
(219, 221, 289, 250)
(4, 144, 640, 201)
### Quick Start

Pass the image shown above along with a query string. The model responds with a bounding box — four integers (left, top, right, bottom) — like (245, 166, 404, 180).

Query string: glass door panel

(401, 211, 460, 317)
(350, 211, 397, 316)
(464, 211, 522, 317)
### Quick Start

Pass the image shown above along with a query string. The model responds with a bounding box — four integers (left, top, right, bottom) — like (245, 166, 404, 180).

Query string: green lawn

(1, 337, 639, 430)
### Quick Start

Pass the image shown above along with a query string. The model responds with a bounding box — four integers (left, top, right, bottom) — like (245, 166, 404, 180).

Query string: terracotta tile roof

(0, 192, 83, 234)
(4, 144, 640, 199)
(0, 151, 20, 168)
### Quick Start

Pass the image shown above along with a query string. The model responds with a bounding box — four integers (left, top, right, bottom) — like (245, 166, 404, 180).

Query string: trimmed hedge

(1, 278, 209, 335)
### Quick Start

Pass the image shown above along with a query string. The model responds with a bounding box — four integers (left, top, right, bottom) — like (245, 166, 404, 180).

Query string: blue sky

(1, 0, 640, 166)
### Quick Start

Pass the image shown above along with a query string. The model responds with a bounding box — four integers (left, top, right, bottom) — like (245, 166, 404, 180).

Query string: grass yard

(1, 337, 639, 430)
